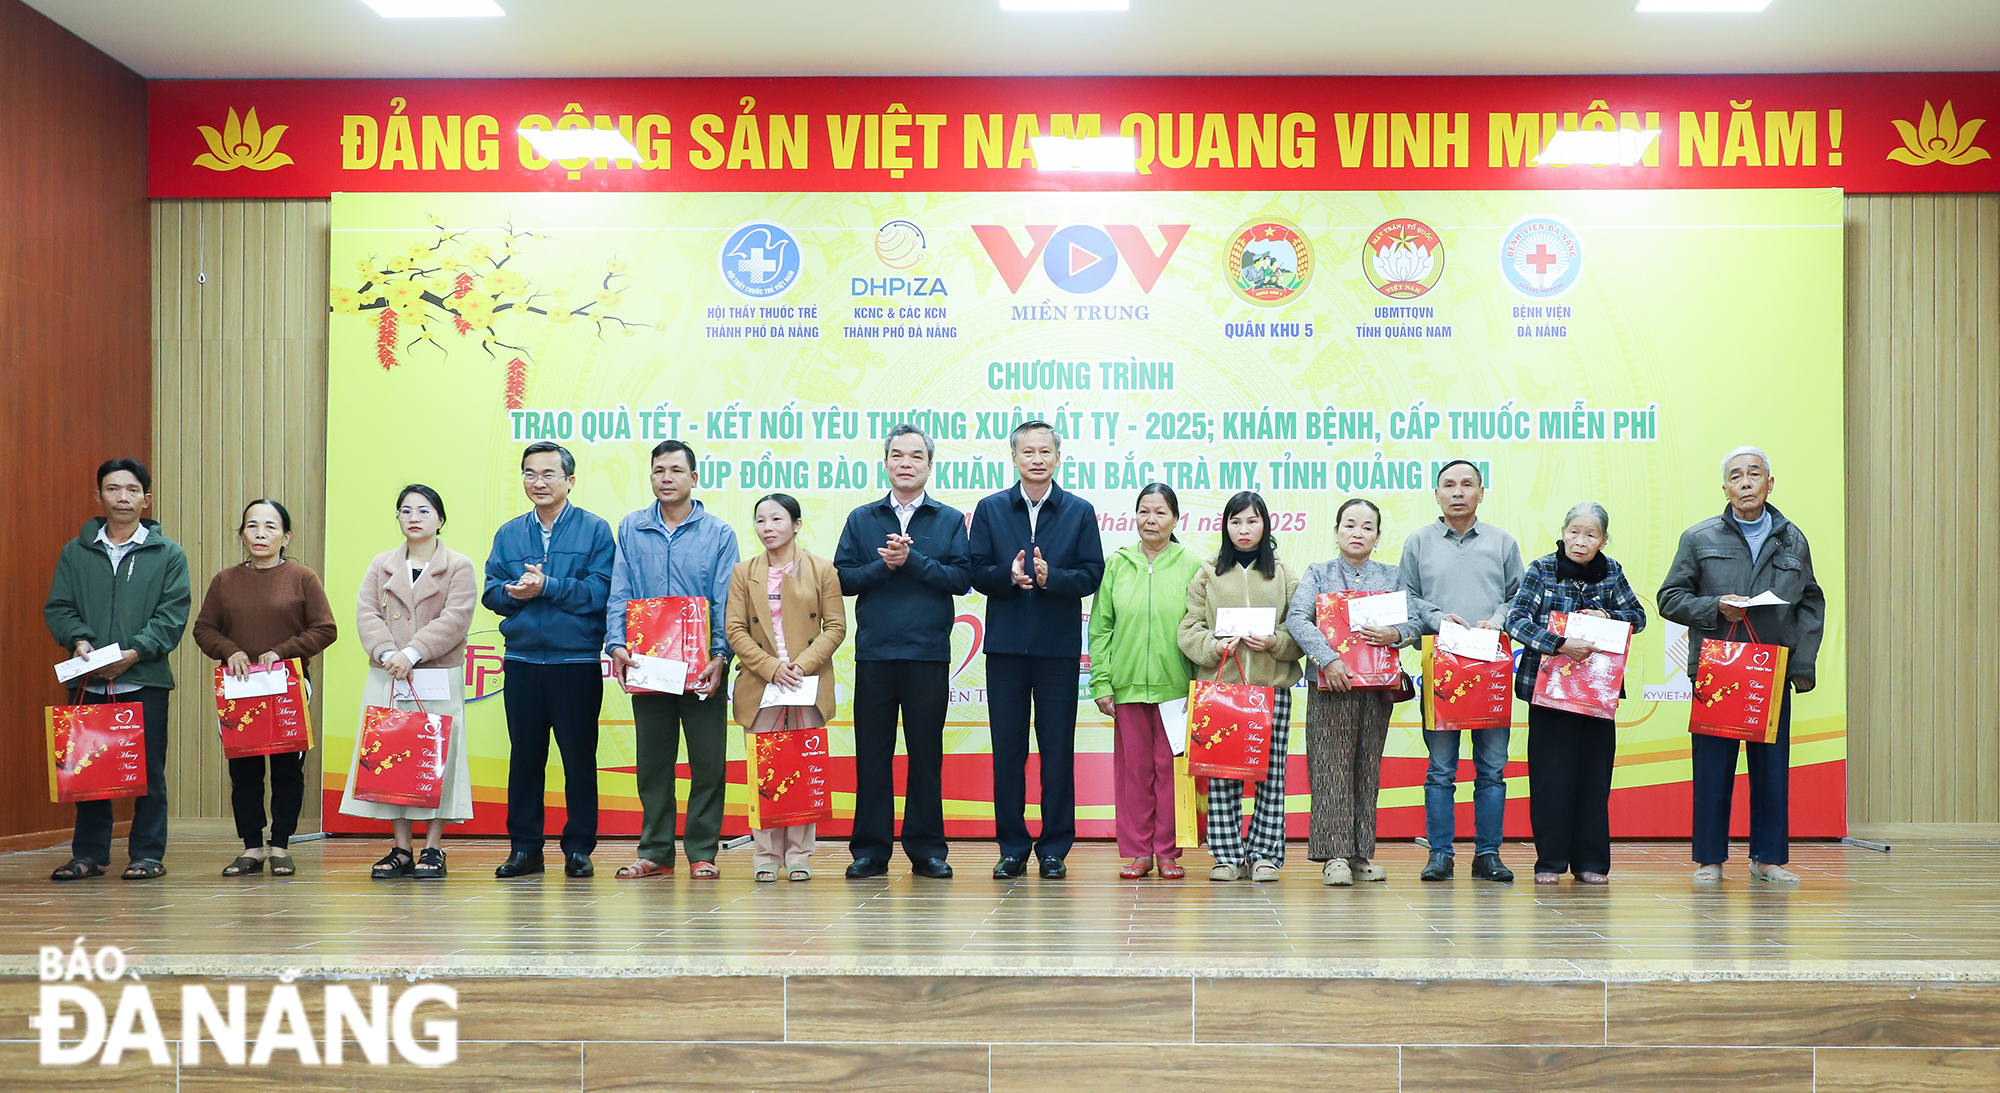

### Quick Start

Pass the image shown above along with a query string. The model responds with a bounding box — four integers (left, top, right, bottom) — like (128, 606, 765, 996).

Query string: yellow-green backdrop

(321, 187, 1845, 838)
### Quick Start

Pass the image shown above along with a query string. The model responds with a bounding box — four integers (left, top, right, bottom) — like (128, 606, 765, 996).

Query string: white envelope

(390, 668, 453, 702)
(1214, 607, 1276, 637)
(1563, 613, 1632, 655)
(1159, 697, 1189, 755)
(759, 675, 820, 708)
(222, 664, 291, 699)
(55, 643, 124, 684)
(1736, 590, 1789, 608)
(1437, 621, 1505, 662)
(625, 653, 687, 695)
(1345, 591, 1409, 629)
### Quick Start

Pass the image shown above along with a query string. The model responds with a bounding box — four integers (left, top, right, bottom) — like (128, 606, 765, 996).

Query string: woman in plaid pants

(1177, 491, 1303, 882)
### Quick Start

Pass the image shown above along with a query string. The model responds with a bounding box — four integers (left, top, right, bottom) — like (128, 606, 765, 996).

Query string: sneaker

(1208, 861, 1244, 882)
(1251, 859, 1280, 882)
(1349, 857, 1387, 882)
(1749, 860, 1800, 884)
(1420, 850, 1454, 881)
(1322, 858, 1354, 886)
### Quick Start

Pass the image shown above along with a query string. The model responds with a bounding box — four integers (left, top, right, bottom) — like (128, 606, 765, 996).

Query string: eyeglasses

(398, 506, 436, 518)
(521, 471, 569, 483)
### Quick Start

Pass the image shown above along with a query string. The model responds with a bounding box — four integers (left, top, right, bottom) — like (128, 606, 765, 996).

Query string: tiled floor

(3, 821, 1999, 978)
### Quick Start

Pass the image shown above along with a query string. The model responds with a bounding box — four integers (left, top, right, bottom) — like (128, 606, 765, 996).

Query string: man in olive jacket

(43, 459, 192, 882)
(1658, 446, 1825, 885)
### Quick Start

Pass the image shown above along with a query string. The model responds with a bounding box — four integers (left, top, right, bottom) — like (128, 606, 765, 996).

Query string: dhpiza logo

(27, 939, 457, 1068)
(971, 223, 1190, 294)
(720, 221, 802, 299)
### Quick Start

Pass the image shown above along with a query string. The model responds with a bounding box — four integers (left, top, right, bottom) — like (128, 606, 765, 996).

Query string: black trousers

(73, 686, 170, 866)
(849, 659, 950, 863)
(229, 750, 306, 848)
(502, 660, 602, 857)
(986, 653, 1077, 861)
(1527, 704, 1617, 876)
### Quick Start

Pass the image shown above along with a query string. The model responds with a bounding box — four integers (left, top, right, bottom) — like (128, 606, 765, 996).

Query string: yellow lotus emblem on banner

(193, 107, 293, 171)
(1887, 100, 1990, 166)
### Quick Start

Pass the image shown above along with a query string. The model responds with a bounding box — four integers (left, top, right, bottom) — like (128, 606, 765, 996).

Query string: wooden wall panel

(0, 0, 150, 840)
(1844, 194, 2000, 823)
(151, 199, 331, 823)
(143, 194, 1997, 824)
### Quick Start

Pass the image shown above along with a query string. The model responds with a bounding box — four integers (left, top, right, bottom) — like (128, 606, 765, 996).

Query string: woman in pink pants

(1088, 484, 1204, 879)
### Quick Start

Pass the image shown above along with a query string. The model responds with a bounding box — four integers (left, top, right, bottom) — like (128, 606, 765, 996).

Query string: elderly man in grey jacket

(1658, 446, 1825, 885)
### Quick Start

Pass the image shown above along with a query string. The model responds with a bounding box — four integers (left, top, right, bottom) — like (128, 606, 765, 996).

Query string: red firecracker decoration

(453, 272, 473, 299)
(452, 315, 473, 336)
(376, 308, 400, 370)
(504, 357, 528, 408)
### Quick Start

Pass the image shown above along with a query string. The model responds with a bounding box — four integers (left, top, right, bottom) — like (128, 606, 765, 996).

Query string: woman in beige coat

(725, 494, 848, 882)
(339, 484, 478, 880)
(1178, 490, 1303, 883)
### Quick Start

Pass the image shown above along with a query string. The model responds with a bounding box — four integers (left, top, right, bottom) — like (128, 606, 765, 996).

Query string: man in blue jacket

(834, 424, 972, 880)
(483, 441, 616, 879)
(969, 421, 1104, 879)
(606, 439, 739, 879)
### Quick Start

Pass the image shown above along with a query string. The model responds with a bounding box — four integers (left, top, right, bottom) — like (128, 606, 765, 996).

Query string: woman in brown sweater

(191, 499, 338, 876)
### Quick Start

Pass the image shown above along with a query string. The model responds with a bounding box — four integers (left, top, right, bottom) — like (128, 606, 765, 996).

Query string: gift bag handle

(1213, 647, 1252, 685)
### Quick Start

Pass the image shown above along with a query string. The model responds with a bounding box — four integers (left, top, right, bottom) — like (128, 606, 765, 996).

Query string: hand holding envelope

(624, 653, 688, 695)
(1344, 591, 1409, 631)
(758, 675, 820, 708)
(221, 663, 291, 699)
(55, 644, 125, 684)
(1561, 613, 1632, 655)
(1437, 620, 1505, 662)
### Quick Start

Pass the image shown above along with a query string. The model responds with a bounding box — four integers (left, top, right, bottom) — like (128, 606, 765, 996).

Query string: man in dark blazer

(834, 424, 972, 880)
(969, 421, 1105, 879)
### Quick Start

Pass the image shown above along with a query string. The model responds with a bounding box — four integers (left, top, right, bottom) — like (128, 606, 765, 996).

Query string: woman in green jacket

(1090, 484, 1203, 880)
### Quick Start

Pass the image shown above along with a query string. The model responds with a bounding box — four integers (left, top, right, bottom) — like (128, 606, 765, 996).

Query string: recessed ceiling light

(1000, 0, 1129, 11)
(1030, 136, 1137, 172)
(517, 128, 645, 162)
(362, 0, 504, 17)
(1635, 0, 1771, 11)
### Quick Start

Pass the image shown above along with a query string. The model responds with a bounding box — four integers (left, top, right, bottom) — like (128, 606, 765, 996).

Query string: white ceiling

(23, 0, 2000, 80)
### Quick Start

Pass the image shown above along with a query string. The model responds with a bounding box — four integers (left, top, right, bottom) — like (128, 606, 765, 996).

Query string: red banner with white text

(150, 73, 1999, 198)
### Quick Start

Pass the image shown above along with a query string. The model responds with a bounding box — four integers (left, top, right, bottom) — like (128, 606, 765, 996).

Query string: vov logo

(971, 224, 1191, 294)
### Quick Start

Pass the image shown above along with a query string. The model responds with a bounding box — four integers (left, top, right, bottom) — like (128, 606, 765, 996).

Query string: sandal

(413, 847, 447, 880)
(1157, 858, 1186, 880)
(267, 851, 296, 877)
(223, 855, 264, 877)
(1693, 864, 1723, 883)
(373, 848, 414, 879)
(51, 858, 105, 882)
(788, 867, 811, 882)
(1119, 856, 1153, 879)
(1579, 871, 1610, 885)
(754, 867, 778, 883)
(691, 861, 720, 879)
(614, 858, 672, 879)
(1535, 872, 1561, 884)
(122, 859, 166, 880)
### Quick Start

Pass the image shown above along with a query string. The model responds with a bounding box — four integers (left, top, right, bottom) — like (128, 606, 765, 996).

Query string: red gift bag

(45, 693, 148, 803)
(745, 710, 833, 828)
(1315, 591, 1401, 688)
(1531, 612, 1629, 721)
(213, 660, 314, 758)
(1421, 635, 1514, 731)
(1689, 621, 1791, 744)
(352, 704, 453, 809)
(1185, 652, 1276, 782)
(624, 596, 709, 694)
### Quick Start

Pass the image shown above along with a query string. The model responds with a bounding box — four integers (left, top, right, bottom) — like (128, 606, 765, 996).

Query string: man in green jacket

(43, 459, 191, 881)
